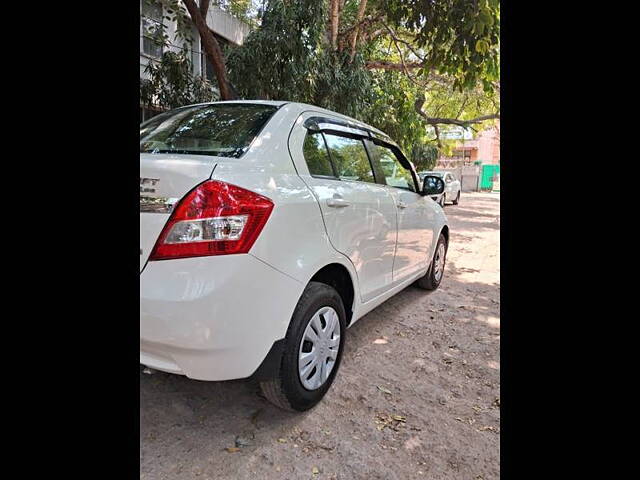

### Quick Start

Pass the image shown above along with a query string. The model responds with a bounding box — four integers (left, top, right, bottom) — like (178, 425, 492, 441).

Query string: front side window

(375, 144, 414, 191)
(140, 104, 278, 158)
(303, 132, 334, 177)
(142, 1, 164, 58)
(323, 134, 375, 183)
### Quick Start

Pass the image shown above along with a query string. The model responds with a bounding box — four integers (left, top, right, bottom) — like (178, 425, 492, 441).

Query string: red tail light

(149, 180, 274, 260)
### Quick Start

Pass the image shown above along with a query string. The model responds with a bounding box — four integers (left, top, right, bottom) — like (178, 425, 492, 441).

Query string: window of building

(142, 1, 164, 59)
(323, 134, 375, 183)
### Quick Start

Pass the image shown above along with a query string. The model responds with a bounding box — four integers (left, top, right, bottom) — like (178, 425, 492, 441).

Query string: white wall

(140, 1, 250, 80)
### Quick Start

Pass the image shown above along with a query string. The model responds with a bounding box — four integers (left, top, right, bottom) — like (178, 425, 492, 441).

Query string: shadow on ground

(140, 192, 500, 480)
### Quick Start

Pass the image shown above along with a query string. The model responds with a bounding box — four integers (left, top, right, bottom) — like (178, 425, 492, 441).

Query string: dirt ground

(140, 192, 500, 480)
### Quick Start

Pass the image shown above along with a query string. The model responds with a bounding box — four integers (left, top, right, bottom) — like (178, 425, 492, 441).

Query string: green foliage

(214, 0, 258, 26)
(410, 143, 439, 171)
(312, 52, 374, 119)
(226, 1, 373, 118)
(141, 51, 219, 110)
(383, 0, 500, 91)
(360, 70, 425, 153)
(226, 0, 327, 101)
(144, 0, 499, 161)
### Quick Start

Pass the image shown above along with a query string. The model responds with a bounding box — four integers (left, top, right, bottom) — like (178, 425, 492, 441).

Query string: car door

(290, 114, 398, 303)
(368, 141, 436, 282)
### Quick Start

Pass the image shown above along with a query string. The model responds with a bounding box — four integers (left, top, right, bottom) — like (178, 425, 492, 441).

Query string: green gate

(480, 164, 500, 191)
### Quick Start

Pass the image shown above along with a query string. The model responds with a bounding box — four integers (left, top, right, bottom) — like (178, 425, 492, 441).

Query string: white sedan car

(418, 171, 461, 206)
(140, 101, 449, 411)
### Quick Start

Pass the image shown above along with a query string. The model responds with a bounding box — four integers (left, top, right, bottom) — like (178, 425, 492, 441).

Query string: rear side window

(303, 132, 334, 177)
(323, 134, 375, 183)
(375, 144, 414, 191)
(139, 103, 278, 158)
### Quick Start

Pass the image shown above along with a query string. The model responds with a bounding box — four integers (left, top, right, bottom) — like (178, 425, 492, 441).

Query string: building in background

(436, 122, 500, 168)
(435, 122, 500, 192)
(140, 0, 250, 122)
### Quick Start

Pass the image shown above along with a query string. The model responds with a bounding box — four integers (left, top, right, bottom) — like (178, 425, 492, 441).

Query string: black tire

(416, 233, 448, 291)
(453, 191, 460, 205)
(439, 194, 446, 207)
(260, 282, 346, 412)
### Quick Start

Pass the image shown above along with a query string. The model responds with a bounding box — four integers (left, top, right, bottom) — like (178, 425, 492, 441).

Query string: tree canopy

(142, 0, 500, 158)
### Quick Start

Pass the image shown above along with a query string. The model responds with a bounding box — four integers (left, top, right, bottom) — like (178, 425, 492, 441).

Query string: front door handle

(326, 198, 351, 208)
(397, 201, 408, 209)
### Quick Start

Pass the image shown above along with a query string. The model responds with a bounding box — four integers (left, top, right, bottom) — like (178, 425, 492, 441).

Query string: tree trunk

(348, 0, 368, 62)
(330, 0, 339, 50)
(183, 0, 236, 100)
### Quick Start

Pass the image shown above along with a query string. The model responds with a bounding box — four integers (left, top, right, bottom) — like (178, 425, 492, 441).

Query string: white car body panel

(140, 101, 448, 381)
(443, 173, 461, 203)
(287, 110, 396, 303)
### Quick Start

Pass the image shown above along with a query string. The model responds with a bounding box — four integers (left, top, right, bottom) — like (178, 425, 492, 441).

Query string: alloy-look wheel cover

(298, 306, 341, 390)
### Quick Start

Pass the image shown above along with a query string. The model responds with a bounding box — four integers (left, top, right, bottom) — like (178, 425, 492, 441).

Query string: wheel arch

(307, 263, 356, 326)
(439, 224, 450, 246)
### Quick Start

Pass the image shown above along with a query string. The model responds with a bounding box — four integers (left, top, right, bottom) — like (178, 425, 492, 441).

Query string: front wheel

(439, 194, 446, 207)
(260, 282, 346, 411)
(416, 233, 448, 291)
(453, 191, 460, 205)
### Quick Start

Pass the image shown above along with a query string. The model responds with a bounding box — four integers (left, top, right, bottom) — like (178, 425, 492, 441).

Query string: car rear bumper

(140, 254, 303, 381)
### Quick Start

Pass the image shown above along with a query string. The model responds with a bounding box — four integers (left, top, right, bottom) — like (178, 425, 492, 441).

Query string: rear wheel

(453, 191, 460, 205)
(416, 233, 448, 291)
(260, 282, 346, 411)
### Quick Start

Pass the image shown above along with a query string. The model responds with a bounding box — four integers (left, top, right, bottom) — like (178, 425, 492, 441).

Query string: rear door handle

(397, 201, 408, 209)
(326, 198, 351, 208)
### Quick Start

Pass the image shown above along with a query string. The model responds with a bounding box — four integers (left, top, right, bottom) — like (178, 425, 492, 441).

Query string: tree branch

(414, 93, 499, 127)
(199, 0, 209, 17)
(421, 114, 500, 126)
(365, 60, 423, 71)
(348, 0, 368, 62)
(183, 0, 235, 100)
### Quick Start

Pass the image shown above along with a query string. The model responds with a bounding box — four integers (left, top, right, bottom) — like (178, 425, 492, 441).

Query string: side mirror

(422, 175, 445, 195)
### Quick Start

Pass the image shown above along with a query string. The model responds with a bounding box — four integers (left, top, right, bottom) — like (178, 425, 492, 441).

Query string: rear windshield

(140, 104, 278, 158)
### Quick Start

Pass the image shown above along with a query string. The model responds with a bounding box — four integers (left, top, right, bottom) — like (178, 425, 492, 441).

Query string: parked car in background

(418, 171, 461, 206)
(140, 101, 449, 411)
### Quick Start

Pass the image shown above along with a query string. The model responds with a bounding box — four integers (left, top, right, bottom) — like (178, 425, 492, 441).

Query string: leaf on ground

(375, 413, 407, 431)
(373, 338, 388, 344)
(377, 385, 392, 395)
(225, 447, 240, 453)
(312, 466, 320, 475)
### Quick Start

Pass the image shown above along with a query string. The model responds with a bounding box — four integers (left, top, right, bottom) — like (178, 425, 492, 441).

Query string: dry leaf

(225, 447, 240, 453)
